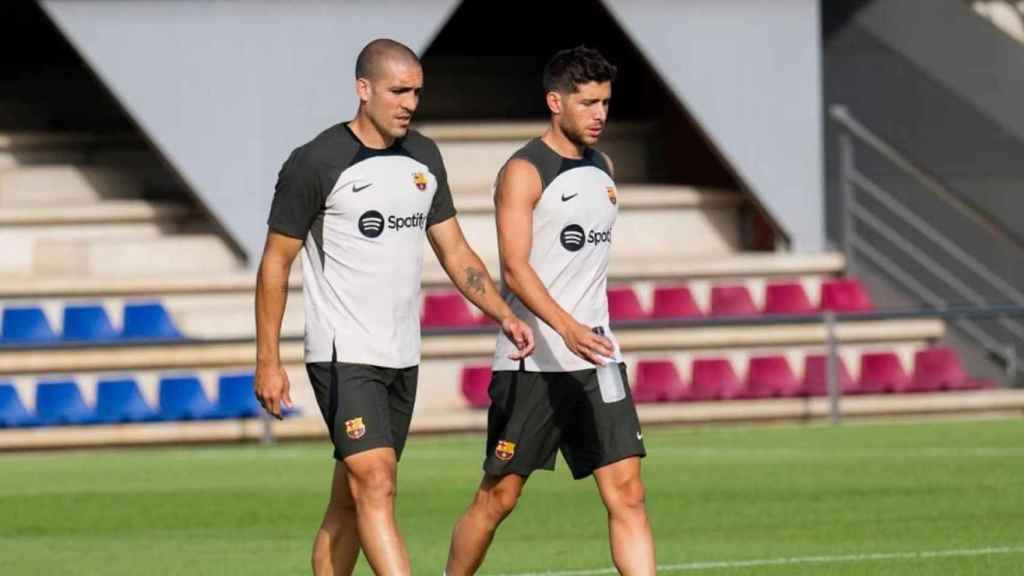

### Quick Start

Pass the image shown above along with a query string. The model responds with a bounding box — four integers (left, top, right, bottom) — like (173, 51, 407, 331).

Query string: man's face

(555, 81, 611, 147)
(358, 58, 423, 140)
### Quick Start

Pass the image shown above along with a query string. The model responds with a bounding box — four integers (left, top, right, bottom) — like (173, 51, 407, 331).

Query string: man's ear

(546, 90, 562, 115)
(356, 77, 371, 104)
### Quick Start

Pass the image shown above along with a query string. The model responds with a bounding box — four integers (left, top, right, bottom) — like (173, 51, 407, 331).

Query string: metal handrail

(829, 105, 1024, 253)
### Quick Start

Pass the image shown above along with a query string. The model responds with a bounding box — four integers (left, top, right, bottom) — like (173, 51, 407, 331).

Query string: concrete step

(0, 200, 191, 226)
(0, 318, 945, 377)
(0, 165, 144, 207)
(0, 252, 845, 298)
(3, 389, 1021, 450)
(30, 234, 243, 277)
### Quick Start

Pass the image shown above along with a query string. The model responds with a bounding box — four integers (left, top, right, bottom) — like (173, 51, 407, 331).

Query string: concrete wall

(39, 0, 460, 264)
(602, 0, 824, 251)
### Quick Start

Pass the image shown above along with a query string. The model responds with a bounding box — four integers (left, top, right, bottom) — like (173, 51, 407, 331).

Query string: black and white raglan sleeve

(267, 146, 326, 240)
(424, 141, 457, 228)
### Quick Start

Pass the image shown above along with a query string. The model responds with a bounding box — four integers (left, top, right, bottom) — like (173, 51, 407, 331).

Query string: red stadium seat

(460, 365, 492, 409)
(764, 282, 815, 315)
(607, 286, 648, 321)
(858, 352, 908, 394)
(651, 285, 703, 319)
(633, 360, 689, 403)
(911, 347, 992, 391)
(803, 354, 857, 396)
(690, 358, 744, 401)
(710, 284, 759, 317)
(819, 278, 873, 312)
(743, 355, 802, 398)
(422, 291, 477, 327)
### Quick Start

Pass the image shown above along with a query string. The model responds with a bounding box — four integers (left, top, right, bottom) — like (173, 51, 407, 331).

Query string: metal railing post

(825, 311, 842, 425)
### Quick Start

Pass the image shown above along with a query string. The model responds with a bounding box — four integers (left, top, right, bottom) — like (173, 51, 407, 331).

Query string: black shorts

(484, 363, 646, 480)
(306, 361, 418, 462)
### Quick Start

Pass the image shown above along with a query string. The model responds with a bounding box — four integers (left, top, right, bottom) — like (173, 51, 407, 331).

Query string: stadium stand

(0, 119, 1016, 450)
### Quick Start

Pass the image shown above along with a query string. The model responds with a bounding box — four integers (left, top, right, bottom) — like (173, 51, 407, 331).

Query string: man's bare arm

(254, 231, 302, 418)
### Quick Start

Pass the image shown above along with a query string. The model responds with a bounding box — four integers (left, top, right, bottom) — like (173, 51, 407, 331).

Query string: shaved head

(355, 38, 421, 80)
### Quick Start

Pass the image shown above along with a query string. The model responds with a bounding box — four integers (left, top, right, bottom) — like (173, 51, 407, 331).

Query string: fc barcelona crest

(607, 186, 618, 205)
(345, 417, 366, 440)
(413, 172, 428, 191)
(495, 440, 516, 461)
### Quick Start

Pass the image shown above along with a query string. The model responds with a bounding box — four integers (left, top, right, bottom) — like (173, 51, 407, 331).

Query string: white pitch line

(490, 545, 1024, 576)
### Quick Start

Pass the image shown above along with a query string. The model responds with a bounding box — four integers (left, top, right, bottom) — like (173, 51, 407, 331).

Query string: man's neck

(541, 120, 586, 159)
(347, 113, 393, 150)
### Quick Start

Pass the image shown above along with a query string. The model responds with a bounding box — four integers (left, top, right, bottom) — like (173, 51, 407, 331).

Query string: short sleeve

(267, 148, 324, 239)
(426, 147, 457, 228)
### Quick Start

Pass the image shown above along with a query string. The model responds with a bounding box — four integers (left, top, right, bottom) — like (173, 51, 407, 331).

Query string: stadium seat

(216, 373, 263, 418)
(122, 302, 183, 340)
(709, 284, 759, 317)
(422, 292, 477, 328)
(633, 360, 689, 403)
(803, 354, 857, 397)
(607, 286, 648, 321)
(911, 347, 991, 392)
(651, 285, 702, 319)
(36, 380, 97, 426)
(819, 278, 873, 312)
(95, 378, 159, 423)
(743, 356, 802, 398)
(460, 365, 492, 409)
(764, 282, 815, 315)
(62, 304, 118, 342)
(158, 375, 222, 420)
(1, 306, 58, 344)
(0, 383, 38, 427)
(690, 358, 744, 401)
(858, 352, 908, 394)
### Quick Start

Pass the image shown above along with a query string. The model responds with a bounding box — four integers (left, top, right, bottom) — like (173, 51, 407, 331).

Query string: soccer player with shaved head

(255, 38, 534, 575)
(445, 46, 656, 575)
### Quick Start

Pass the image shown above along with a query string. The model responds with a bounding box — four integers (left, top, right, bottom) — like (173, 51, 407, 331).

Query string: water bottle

(593, 326, 625, 403)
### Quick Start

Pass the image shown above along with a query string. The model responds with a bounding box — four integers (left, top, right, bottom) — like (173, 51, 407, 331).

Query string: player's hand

(254, 362, 293, 420)
(501, 315, 535, 360)
(560, 321, 614, 365)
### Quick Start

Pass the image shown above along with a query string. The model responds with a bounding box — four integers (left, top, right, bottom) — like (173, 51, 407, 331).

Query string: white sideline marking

(490, 545, 1024, 575)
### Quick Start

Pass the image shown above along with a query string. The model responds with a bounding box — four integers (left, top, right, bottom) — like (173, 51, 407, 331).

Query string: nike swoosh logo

(353, 183, 373, 193)
(636, 431, 643, 440)
(561, 193, 579, 201)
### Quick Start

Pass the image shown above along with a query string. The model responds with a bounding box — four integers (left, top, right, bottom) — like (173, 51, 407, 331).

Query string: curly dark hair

(542, 46, 617, 94)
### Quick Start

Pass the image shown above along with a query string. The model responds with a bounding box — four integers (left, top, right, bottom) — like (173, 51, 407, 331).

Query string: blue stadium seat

(62, 304, 118, 342)
(216, 373, 261, 418)
(121, 302, 183, 340)
(0, 383, 38, 428)
(1, 306, 58, 344)
(95, 378, 159, 423)
(36, 380, 97, 426)
(158, 375, 222, 420)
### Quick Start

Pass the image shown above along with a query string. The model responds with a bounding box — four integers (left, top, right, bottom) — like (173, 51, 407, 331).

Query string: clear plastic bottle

(593, 326, 625, 403)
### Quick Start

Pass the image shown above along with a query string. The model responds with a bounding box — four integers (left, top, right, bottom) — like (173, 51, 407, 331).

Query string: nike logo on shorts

(636, 431, 643, 440)
(353, 183, 373, 193)
(561, 192, 579, 201)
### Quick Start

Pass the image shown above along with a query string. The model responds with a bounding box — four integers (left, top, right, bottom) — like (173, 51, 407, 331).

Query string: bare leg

(312, 460, 361, 575)
(593, 457, 655, 576)
(445, 474, 526, 576)
(344, 447, 410, 575)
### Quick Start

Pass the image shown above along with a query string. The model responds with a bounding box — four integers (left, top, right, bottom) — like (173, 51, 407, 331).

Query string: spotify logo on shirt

(560, 224, 586, 252)
(560, 224, 612, 251)
(358, 210, 385, 238)
(358, 210, 427, 238)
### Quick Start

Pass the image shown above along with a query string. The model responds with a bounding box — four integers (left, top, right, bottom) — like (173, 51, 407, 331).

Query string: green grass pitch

(1, 417, 1022, 574)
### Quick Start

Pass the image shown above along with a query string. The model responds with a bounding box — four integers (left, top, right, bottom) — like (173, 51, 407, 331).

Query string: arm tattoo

(464, 266, 486, 297)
